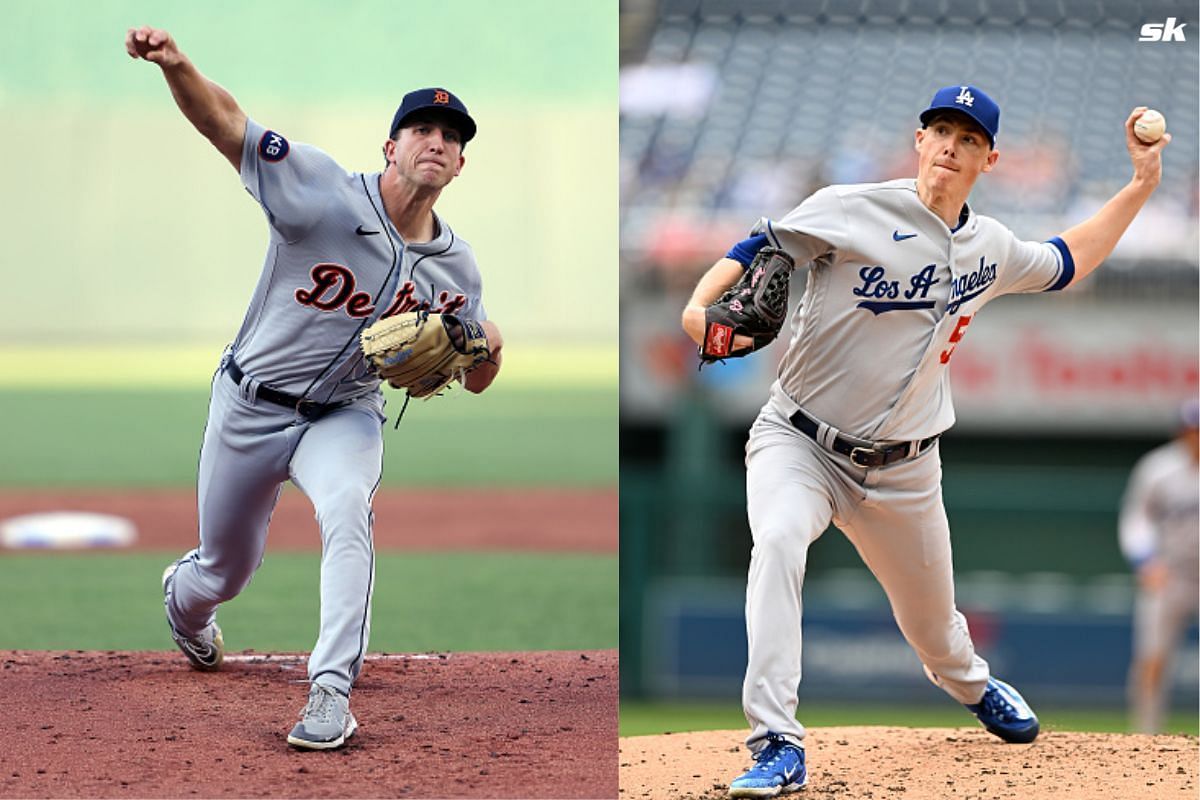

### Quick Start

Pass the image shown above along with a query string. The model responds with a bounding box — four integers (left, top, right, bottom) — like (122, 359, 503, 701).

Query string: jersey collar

(364, 171, 455, 252)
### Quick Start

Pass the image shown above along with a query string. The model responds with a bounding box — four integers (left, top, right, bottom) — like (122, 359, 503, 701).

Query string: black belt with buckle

(225, 359, 343, 419)
(788, 409, 939, 469)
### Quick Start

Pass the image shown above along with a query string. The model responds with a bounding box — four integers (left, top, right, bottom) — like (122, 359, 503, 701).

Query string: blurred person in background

(1119, 399, 1200, 734)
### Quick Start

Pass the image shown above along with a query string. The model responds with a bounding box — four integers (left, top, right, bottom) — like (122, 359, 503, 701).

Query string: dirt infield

(4, 649, 616, 799)
(620, 728, 1199, 799)
(0, 487, 616, 552)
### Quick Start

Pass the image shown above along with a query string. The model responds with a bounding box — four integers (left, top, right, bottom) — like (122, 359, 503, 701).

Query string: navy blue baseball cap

(919, 85, 1000, 147)
(389, 88, 476, 143)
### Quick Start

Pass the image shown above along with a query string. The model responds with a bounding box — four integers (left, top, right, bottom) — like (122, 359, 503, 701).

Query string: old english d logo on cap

(388, 87, 478, 142)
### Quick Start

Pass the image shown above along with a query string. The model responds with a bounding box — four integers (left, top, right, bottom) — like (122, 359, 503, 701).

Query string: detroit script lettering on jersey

(294, 263, 468, 319)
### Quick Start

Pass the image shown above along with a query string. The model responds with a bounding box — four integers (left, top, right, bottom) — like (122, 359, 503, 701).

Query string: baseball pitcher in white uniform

(1120, 400, 1199, 734)
(681, 85, 1171, 797)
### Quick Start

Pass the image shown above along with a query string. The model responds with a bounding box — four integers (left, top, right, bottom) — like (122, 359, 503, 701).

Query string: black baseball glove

(699, 247, 795, 362)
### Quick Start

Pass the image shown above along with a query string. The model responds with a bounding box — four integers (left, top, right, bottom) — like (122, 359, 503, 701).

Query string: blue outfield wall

(643, 578, 1199, 708)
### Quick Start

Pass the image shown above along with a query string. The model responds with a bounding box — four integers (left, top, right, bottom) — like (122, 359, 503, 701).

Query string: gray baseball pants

(741, 404, 990, 752)
(164, 362, 385, 696)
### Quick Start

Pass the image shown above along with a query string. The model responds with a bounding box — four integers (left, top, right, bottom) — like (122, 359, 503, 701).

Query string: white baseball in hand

(1134, 109, 1166, 143)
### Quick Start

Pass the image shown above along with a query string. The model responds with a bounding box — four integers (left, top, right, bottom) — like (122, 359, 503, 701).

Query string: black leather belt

(225, 359, 344, 419)
(788, 409, 939, 469)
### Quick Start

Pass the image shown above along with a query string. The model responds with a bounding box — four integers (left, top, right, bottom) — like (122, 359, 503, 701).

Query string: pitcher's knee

(311, 486, 372, 526)
(751, 525, 809, 569)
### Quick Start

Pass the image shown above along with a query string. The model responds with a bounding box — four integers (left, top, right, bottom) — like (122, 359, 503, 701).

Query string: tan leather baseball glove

(361, 311, 491, 398)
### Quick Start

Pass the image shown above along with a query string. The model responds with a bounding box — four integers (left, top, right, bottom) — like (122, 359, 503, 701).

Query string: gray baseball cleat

(161, 560, 224, 671)
(287, 683, 358, 750)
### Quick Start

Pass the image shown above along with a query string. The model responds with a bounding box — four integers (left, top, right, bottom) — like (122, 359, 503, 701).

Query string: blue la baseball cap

(919, 85, 1000, 147)
(389, 88, 477, 143)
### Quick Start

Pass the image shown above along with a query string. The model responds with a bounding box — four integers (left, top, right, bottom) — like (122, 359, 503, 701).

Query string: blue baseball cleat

(728, 732, 807, 797)
(965, 677, 1040, 743)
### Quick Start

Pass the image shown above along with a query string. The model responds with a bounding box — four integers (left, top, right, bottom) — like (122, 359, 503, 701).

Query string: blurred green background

(0, 0, 617, 655)
(0, 0, 615, 346)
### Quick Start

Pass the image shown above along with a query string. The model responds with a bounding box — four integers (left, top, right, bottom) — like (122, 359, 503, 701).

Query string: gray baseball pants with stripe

(741, 404, 990, 752)
(164, 362, 385, 696)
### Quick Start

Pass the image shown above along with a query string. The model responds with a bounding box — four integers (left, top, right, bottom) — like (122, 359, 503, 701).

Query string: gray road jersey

(232, 118, 486, 404)
(1120, 440, 1200, 579)
(757, 178, 1072, 442)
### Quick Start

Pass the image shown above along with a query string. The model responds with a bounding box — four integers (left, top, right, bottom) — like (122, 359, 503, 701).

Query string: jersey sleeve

(749, 186, 846, 266)
(240, 117, 347, 243)
(990, 224, 1076, 296)
(1119, 454, 1160, 566)
(454, 240, 488, 321)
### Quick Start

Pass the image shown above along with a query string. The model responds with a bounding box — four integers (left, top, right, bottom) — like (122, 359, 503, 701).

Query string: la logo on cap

(955, 86, 974, 107)
(433, 90, 450, 104)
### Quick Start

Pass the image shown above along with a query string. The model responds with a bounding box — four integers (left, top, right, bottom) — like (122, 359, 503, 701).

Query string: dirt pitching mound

(620, 727, 1198, 799)
(4, 649, 616, 798)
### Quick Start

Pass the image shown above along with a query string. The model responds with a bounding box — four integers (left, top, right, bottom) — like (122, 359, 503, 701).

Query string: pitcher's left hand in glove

(700, 247, 795, 362)
(361, 311, 491, 398)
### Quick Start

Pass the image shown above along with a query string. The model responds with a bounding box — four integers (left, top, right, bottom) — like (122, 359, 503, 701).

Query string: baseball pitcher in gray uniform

(1120, 400, 1199, 734)
(681, 85, 1171, 796)
(126, 26, 504, 749)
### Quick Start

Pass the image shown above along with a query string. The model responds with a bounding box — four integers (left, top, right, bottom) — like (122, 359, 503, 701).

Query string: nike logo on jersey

(892, 230, 918, 241)
(355, 225, 380, 236)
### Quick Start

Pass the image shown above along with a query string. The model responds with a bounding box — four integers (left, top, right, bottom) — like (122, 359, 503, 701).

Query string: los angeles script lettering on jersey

(853, 264, 939, 315)
(945, 257, 997, 315)
(853, 256, 997, 315)
(294, 263, 468, 318)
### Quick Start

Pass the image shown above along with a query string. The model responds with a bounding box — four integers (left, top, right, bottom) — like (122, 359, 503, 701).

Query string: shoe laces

(981, 686, 1019, 721)
(751, 735, 796, 771)
(303, 684, 341, 724)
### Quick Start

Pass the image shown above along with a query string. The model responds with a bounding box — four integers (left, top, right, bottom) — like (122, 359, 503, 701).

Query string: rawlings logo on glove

(361, 311, 490, 398)
(700, 247, 795, 362)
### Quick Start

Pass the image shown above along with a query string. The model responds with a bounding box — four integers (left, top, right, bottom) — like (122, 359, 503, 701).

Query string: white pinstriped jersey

(755, 178, 1073, 442)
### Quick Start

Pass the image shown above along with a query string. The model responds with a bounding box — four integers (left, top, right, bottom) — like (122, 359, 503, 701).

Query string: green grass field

(619, 700, 1200, 737)
(0, 551, 616, 652)
(0, 386, 616, 487)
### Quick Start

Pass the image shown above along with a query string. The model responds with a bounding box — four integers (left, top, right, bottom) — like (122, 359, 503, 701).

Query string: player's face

(914, 113, 998, 196)
(387, 115, 466, 190)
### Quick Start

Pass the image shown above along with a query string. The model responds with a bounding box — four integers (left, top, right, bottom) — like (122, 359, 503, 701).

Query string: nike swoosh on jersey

(892, 230, 918, 241)
(356, 225, 381, 236)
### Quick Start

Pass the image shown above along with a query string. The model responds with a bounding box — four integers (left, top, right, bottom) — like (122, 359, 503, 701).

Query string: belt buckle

(296, 399, 320, 418)
(849, 446, 876, 468)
